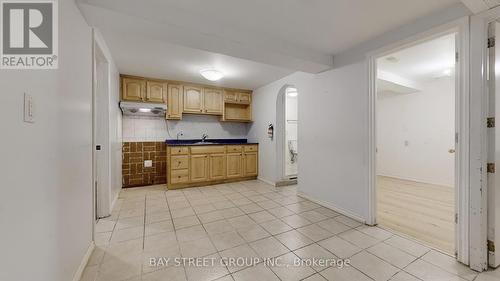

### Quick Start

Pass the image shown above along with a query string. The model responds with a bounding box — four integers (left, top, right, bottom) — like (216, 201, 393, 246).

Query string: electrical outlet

(144, 160, 153, 168)
(24, 93, 34, 123)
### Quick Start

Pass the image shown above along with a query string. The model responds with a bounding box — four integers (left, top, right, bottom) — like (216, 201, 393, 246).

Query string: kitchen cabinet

(190, 154, 209, 182)
(122, 78, 145, 101)
(243, 152, 258, 176)
(203, 88, 223, 115)
(209, 154, 226, 180)
(166, 144, 258, 189)
(224, 91, 252, 104)
(146, 81, 166, 103)
(121, 74, 252, 122)
(167, 84, 183, 120)
(183, 86, 204, 113)
(226, 153, 243, 178)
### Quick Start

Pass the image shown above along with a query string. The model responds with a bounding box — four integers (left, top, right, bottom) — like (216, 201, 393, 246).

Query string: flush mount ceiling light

(200, 69, 224, 81)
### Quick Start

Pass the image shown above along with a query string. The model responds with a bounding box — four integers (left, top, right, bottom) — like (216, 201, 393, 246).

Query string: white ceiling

(378, 33, 456, 83)
(77, 0, 462, 90)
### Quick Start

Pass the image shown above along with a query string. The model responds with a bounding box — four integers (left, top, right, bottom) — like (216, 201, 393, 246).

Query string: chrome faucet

(201, 133, 209, 142)
(176, 132, 183, 140)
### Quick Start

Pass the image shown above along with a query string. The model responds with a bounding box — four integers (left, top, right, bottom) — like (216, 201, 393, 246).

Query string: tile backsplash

(123, 115, 249, 142)
(122, 142, 166, 188)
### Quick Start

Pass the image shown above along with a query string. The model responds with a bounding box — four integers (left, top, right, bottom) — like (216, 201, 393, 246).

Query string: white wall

(123, 114, 248, 142)
(250, 8, 468, 222)
(377, 77, 455, 187)
(247, 72, 313, 184)
(0, 1, 93, 280)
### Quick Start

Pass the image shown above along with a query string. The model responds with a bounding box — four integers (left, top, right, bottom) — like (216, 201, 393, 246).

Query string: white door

(93, 42, 111, 220)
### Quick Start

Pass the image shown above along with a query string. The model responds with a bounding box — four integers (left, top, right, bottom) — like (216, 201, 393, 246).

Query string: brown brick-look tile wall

(122, 142, 167, 188)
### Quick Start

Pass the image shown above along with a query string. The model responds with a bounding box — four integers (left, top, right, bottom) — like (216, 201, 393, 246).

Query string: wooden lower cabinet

(167, 144, 258, 189)
(209, 154, 226, 180)
(226, 153, 243, 178)
(190, 154, 209, 182)
(243, 152, 258, 176)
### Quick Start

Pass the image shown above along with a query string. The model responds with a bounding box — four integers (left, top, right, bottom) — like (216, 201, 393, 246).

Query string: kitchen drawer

(171, 169, 189, 184)
(170, 155, 188, 170)
(226, 145, 243, 153)
(171, 146, 189, 155)
(244, 145, 258, 152)
(190, 145, 225, 154)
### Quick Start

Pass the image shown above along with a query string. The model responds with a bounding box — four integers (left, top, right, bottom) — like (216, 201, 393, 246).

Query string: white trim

(377, 173, 454, 189)
(367, 17, 471, 265)
(71, 242, 95, 281)
(468, 5, 500, 271)
(298, 191, 366, 223)
(257, 177, 277, 186)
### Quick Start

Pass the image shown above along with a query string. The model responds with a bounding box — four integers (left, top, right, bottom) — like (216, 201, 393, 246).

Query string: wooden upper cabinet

(146, 81, 166, 103)
(238, 92, 252, 104)
(224, 91, 238, 103)
(209, 154, 226, 180)
(223, 91, 251, 104)
(122, 78, 145, 101)
(243, 151, 258, 176)
(203, 88, 223, 115)
(190, 154, 209, 182)
(183, 86, 203, 113)
(167, 84, 183, 120)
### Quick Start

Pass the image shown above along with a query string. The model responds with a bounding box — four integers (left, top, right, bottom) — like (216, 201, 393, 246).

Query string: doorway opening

(285, 87, 298, 178)
(276, 85, 298, 185)
(375, 33, 457, 255)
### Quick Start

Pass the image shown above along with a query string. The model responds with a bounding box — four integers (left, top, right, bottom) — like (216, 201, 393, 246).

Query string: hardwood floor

(377, 176, 455, 254)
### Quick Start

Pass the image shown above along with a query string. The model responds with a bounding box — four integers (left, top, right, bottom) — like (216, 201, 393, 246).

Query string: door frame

(367, 17, 471, 265)
(470, 5, 500, 271)
(92, 29, 112, 230)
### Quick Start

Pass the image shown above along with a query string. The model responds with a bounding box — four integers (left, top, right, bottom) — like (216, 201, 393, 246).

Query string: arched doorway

(276, 85, 298, 184)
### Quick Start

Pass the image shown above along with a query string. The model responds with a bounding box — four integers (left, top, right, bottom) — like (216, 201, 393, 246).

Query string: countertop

(165, 139, 258, 146)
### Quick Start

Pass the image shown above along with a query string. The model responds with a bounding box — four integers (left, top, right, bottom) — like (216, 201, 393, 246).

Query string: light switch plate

(144, 160, 153, 168)
(24, 93, 34, 123)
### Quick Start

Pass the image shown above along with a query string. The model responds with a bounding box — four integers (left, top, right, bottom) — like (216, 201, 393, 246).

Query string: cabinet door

(203, 88, 223, 115)
(243, 152, 258, 176)
(122, 78, 145, 101)
(224, 91, 238, 103)
(167, 84, 183, 119)
(183, 86, 203, 113)
(238, 92, 252, 104)
(190, 154, 209, 182)
(226, 153, 243, 178)
(146, 81, 166, 103)
(209, 154, 226, 180)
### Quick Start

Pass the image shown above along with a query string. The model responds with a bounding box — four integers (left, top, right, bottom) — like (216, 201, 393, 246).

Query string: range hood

(119, 101, 167, 117)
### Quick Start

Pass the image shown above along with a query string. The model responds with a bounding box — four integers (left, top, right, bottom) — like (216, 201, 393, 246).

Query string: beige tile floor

(81, 180, 500, 281)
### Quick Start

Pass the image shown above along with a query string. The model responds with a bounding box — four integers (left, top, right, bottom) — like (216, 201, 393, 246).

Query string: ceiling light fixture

(200, 69, 224, 81)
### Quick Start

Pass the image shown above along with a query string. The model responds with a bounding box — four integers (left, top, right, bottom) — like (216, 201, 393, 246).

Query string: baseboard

(257, 177, 277, 186)
(72, 241, 95, 281)
(275, 178, 298, 187)
(297, 191, 366, 224)
(377, 173, 453, 188)
(110, 189, 120, 212)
